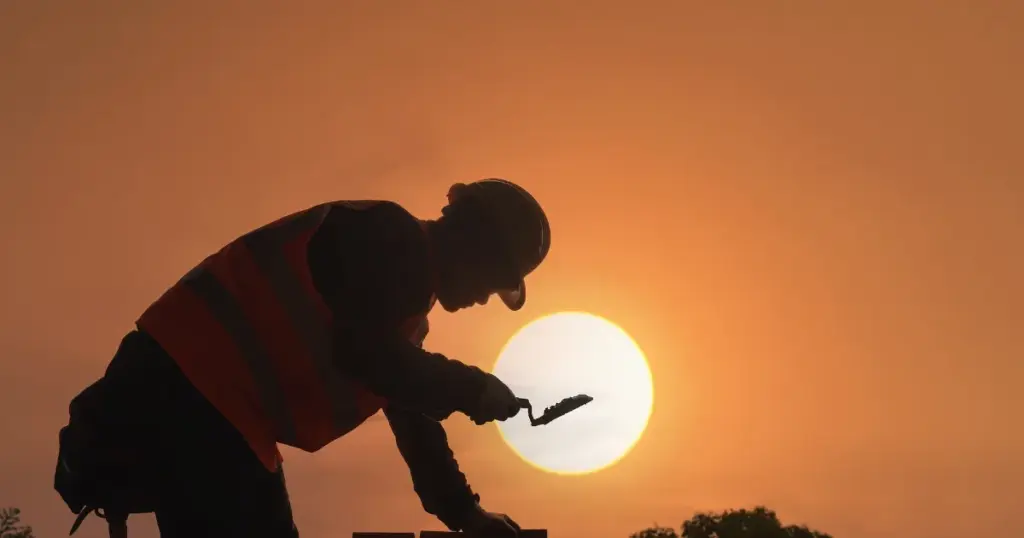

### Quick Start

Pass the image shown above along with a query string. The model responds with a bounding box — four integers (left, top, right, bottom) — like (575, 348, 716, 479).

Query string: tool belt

(54, 381, 158, 538)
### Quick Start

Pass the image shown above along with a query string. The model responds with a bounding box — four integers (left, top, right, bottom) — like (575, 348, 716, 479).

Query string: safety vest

(137, 202, 431, 471)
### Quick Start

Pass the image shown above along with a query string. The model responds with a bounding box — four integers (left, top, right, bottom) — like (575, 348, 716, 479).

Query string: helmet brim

(498, 282, 526, 311)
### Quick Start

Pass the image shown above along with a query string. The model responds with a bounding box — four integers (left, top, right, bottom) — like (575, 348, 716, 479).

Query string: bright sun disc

(493, 312, 654, 475)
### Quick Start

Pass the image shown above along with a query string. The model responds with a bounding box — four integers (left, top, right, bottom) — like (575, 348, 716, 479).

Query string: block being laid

(420, 530, 547, 538)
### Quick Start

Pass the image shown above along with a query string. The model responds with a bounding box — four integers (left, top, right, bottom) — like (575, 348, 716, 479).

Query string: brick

(420, 530, 547, 538)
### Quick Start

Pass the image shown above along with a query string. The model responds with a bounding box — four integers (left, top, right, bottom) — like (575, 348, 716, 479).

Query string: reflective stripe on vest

(178, 204, 354, 447)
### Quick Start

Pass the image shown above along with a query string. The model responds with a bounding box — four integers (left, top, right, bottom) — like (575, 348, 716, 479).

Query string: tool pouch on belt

(54, 381, 157, 537)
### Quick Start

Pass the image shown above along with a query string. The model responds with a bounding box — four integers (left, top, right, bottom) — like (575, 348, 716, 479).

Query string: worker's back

(137, 200, 434, 469)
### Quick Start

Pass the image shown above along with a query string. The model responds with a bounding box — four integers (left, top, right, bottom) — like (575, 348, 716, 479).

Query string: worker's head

(430, 178, 550, 313)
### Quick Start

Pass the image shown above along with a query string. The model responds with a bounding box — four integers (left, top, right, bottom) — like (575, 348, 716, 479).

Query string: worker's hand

(468, 374, 521, 425)
(461, 507, 521, 538)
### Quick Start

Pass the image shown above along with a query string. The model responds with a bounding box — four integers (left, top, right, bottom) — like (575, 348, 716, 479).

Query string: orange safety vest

(137, 202, 432, 471)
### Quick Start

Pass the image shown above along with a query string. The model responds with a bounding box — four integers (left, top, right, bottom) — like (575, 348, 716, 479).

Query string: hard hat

(447, 178, 550, 311)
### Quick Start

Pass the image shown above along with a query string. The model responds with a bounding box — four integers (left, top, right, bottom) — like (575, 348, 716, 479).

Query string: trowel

(516, 394, 593, 426)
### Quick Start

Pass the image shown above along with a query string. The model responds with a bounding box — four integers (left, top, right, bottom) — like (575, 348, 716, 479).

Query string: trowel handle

(516, 398, 539, 425)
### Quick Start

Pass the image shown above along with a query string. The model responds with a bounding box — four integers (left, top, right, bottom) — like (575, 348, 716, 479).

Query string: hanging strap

(69, 507, 129, 538)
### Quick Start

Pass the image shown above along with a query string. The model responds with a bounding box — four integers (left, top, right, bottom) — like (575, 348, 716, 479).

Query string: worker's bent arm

(334, 328, 487, 420)
(385, 405, 480, 530)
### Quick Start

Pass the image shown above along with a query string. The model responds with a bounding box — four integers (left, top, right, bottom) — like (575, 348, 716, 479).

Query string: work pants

(56, 329, 299, 537)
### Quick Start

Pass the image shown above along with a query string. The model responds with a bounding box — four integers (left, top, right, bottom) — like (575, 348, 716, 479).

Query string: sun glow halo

(492, 312, 654, 475)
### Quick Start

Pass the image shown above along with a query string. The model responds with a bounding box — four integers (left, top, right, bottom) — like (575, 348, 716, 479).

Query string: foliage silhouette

(631, 506, 832, 538)
(0, 508, 34, 538)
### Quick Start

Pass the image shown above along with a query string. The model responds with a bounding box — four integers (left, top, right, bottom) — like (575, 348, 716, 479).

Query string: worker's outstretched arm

(384, 405, 481, 530)
(333, 324, 487, 419)
(308, 200, 488, 419)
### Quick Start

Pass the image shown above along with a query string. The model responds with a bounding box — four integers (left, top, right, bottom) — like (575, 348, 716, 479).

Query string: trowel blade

(532, 394, 593, 426)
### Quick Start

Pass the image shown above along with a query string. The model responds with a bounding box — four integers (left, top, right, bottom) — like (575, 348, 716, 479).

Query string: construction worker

(54, 179, 551, 538)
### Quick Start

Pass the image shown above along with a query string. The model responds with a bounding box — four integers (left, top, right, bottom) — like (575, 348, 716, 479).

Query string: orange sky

(1, 3, 1022, 538)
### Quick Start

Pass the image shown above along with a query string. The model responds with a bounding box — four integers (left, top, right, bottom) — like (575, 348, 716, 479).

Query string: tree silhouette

(631, 506, 832, 538)
(0, 508, 34, 538)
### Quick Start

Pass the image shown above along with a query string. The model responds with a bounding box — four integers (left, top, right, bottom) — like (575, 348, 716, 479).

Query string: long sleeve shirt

(306, 200, 487, 529)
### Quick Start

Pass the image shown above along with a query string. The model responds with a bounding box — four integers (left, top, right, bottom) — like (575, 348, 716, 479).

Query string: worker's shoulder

(326, 199, 415, 220)
(325, 199, 425, 242)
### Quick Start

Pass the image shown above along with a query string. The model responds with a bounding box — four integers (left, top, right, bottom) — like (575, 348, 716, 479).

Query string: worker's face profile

(436, 220, 521, 313)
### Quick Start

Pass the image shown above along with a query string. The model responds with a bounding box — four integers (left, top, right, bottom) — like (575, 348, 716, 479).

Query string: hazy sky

(1, 2, 1021, 538)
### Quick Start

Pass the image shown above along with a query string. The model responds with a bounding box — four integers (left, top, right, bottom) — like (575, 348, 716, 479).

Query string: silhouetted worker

(55, 179, 550, 538)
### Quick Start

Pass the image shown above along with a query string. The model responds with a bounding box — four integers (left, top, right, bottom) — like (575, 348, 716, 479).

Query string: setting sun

(492, 312, 655, 475)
